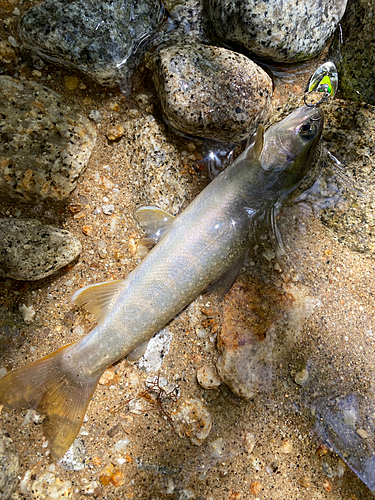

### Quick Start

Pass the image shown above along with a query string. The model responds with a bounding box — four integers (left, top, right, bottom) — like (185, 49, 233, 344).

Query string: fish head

(260, 105, 324, 196)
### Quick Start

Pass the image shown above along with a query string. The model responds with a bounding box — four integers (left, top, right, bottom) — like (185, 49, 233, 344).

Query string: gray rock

(334, 0, 375, 104)
(18, 0, 165, 86)
(204, 0, 348, 63)
(150, 42, 272, 143)
(0, 76, 96, 202)
(0, 219, 82, 281)
(0, 429, 19, 500)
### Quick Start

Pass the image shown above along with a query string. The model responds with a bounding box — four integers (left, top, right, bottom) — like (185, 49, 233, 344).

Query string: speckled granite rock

(334, 0, 375, 104)
(122, 113, 190, 214)
(302, 100, 375, 257)
(0, 219, 82, 281)
(0, 429, 19, 500)
(217, 278, 319, 399)
(149, 42, 272, 143)
(204, 0, 348, 63)
(18, 0, 165, 86)
(0, 76, 96, 202)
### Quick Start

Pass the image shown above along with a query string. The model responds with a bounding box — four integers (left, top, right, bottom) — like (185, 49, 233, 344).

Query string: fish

(0, 105, 324, 459)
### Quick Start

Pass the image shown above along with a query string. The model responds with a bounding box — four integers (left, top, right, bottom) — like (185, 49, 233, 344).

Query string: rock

(25, 472, 73, 499)
(0, 429, 19, 500)
(18, 0, 165, 86)
(204, 0, 347, 63)
(209, 437, 225, 458)
(122, 113, 190, 214)
(335, 0, 375, 104)
(0, 219, 82, 281)
(196, 364, 221, 389)
(172, 397, 212, 445)
(150, 42, 272, 143)
(217, 277, 319, 399)
(0, 76, 96, 202)
(134, 328, 172, 373)
(304, 100, 375, 257)
(57, 437, 86, 471)
(243, 432, 256, 454)
(106, 124, 125, 141)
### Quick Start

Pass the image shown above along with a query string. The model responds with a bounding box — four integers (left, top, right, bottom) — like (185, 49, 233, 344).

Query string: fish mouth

(303, 105, 324, 122)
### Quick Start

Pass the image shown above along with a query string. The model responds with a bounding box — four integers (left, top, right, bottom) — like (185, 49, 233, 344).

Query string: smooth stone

(334, 0, 375, 104)
(217, 277, 319, 399)
(0, 219, 82, 281)
(17, 0, 165, 86)
(0, 429, 19, 500)
(150, 42, 272, 143)
(204, 0, 348, 63)
(0, 76, 96, 202)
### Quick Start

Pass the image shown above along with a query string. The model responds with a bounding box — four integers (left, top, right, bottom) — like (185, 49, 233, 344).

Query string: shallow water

(1, 1, 375, 499)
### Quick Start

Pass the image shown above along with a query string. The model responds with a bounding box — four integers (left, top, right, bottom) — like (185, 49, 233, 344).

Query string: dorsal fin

(246, 124, 264, 160)
(134, 206, 176, 246)
(72, 280, 124, 323)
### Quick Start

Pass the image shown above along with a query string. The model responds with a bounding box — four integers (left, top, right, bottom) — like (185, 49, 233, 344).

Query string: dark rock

(18, 0, 165, 86)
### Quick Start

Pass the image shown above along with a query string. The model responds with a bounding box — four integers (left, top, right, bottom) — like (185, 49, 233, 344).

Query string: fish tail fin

(0, 343, 101, 459)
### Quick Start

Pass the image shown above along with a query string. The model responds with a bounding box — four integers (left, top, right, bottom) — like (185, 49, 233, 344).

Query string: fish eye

(299, 120, 316, 138)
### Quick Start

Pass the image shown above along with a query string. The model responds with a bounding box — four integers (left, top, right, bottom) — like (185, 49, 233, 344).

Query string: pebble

(0, 219, 82, 281)
(135, 328, 172, 373)
(249, 481, 262, 495)
(150, 42, 272, 143)
(64, 75, 79, 90)
(209, 437, 225, 458)
(18, 0, 165, 86)
(0, 40, 17, 64)
(106, 124, 125, 141)
(243, 432, 256, 454)
(57, 437, 86, 471)
(98, 463, 124, 487)
(0, 76, 96, 202)
(279, 439, 293, 454)
(0, 429, 19, 500)
(196, 364, 221, 389)
(19, 304, 36, 323)
(172, 398, 212, 445)
(89, 109, 102, 123)
(24, 472, 73, 499)
(336, 0, 375, 104)
(294, 369, 309, 386)
(114, 438, 130, 451)
(102, 203, 115, 215)
(204, 0, 348, 63)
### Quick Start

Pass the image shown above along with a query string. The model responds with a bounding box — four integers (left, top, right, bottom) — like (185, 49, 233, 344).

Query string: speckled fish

(0, 106, 323, 459)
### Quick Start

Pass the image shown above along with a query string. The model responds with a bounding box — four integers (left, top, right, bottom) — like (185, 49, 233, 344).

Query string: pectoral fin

(127, 340, 150, 361)
(206, 251, 248, 297)
(134, 206, 176, 246)
(246, 125, 264, 160)
(72, 280, 124, 323)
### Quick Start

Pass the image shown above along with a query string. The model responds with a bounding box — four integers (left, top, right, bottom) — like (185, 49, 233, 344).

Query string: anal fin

(135, 206, 176, 247)
(72, 280, 124, 323)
